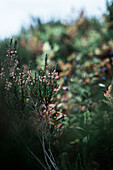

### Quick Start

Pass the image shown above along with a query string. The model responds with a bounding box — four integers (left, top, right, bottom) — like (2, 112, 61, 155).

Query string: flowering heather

(0, 39, 63, 128)
(0, 39, 63, 169)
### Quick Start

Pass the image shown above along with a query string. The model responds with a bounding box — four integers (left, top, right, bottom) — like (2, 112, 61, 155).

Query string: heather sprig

(1, 39, 62, 127)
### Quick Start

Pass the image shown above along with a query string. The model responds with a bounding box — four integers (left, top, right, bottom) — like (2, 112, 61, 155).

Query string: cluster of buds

(0, 67, 5, 79)
(5, 79, 12, 91)
(50, 70, 59, 80)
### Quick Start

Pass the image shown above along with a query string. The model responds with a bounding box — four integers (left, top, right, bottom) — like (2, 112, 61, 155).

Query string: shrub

(0, 39, 62, 170)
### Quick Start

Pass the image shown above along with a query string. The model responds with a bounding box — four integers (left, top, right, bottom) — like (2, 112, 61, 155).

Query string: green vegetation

(1, 1, 113, 169)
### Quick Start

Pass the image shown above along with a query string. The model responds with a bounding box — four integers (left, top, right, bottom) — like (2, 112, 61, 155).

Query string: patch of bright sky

(0, 0, 107, 40)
